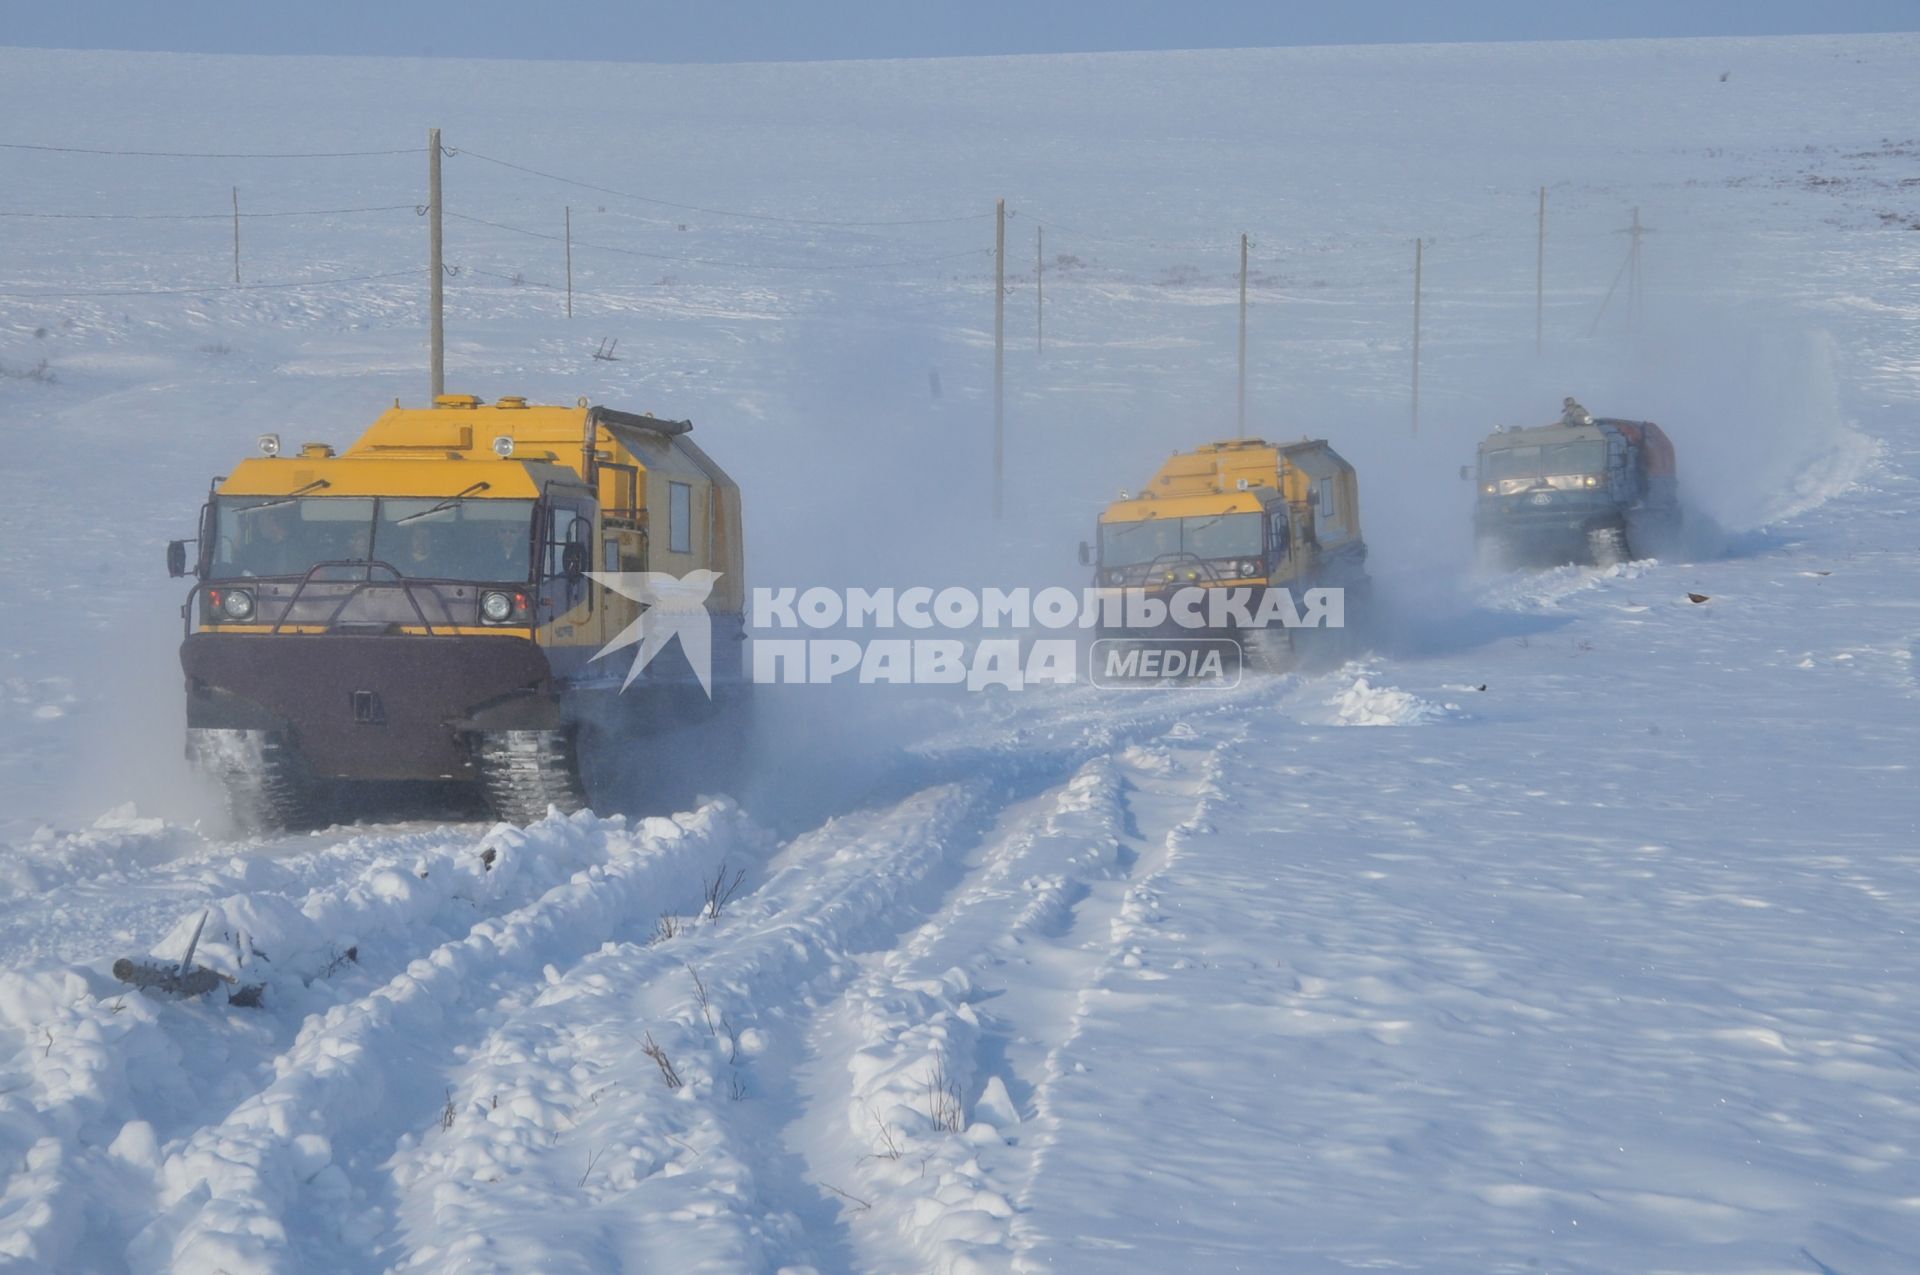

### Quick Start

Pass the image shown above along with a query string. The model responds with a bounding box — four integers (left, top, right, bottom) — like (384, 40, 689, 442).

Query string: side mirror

(1077, 541, 1092, 567)
(561, 542, 587, 580)
(166, 540, 189, 578)
(1458, 465, 1471, 481)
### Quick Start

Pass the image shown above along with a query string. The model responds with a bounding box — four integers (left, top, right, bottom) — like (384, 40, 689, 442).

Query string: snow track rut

(0, 686, 1273, 1274)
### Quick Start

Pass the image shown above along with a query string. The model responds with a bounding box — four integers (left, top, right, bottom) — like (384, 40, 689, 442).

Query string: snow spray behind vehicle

(165, 395, 746, 830)
(1470, 401, 1679, 568)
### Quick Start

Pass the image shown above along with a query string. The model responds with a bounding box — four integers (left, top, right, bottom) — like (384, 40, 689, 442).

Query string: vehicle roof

(1100, 490, 1272, 523)
(215, 396, 696, 499)
(1479, 421, 1610, 449)
(1100, 436, 1343, 524)
(217, 455, 575, 499)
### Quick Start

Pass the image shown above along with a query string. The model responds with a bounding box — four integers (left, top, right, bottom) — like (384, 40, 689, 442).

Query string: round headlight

(1237, 560, 1257, 575)
(1105, 570, 1123, 585)
(1584, 475, 1599, 487)
(480, 590, 514, 622)
(220, 588, 255, 621)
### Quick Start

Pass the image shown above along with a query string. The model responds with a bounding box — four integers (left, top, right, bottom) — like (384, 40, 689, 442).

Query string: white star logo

(587, 570, 721, 696)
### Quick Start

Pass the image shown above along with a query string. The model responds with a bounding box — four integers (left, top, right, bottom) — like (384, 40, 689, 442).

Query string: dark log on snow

(111, 958, 225, 999)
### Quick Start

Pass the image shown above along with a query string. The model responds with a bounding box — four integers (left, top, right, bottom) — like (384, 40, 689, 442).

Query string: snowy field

(1, 32, 1918, 1274)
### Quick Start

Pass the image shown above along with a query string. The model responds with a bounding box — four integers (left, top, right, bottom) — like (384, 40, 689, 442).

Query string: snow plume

(1294, 666, 1450, 727)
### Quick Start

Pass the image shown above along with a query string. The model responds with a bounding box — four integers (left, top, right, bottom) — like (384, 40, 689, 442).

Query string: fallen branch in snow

(818, 1180, 872, 1211)
(687, 963, 716, 1035)
(865, 1110, 904, 1162)
(110, 958, 224, 1000)
(112, 908, 228, 999)
(641, 1032, 684, 1089)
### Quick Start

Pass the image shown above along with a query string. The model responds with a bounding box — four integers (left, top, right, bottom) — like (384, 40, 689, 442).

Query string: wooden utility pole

(1237, 233, 1248, 434)
(1411, 238, 1423, 437)
(564, 205, 573, 319)
(993, 198, 1005, 520)
(1626, 206, 1645, 332)
(428, 127, 445, 399)
(1589, 207, 1653, 337)
(1035, 224, 1044, 353)
(1535, 186, 1545, 354)
(231, 187, 241, 285)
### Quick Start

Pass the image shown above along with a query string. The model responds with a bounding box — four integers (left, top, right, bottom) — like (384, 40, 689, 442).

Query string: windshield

(1101, 513, 1264, 568)
(210, 496, 537, 580)
(1482, 440, 1608, 481)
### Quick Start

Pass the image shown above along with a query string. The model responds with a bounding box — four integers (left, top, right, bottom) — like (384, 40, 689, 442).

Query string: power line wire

(0, 268, 419, 300)
(450, 145, 991, 229)
(445, 210, 989, 273)
(0, 141, 414, 159)
(0, 204, 422, 221)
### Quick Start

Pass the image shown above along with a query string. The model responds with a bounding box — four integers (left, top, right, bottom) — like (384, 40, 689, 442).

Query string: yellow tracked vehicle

(1081, 438, 1369, 668)
(167, 394, 745, 829)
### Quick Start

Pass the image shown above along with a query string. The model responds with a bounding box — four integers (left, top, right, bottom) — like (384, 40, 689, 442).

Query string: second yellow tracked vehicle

(1082, 437, 1369, 668)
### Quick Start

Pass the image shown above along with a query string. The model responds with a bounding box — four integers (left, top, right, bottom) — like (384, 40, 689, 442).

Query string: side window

(602, 537, 621, 573)
(1317, 478, 1333, 516)
(545, 508, 579, 578)
(1270, 512, 1290, 558)
(668, 481, 693, 554)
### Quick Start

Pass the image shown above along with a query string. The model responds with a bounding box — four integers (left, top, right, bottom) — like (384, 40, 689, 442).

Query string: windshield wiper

(239, 479, 331, 513)
(394, 482, 492, 525)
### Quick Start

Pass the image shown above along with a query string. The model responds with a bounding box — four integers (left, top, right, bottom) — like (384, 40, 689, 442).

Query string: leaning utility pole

(993, 197, 1005, 520)
(231, 187, 241, 285)
(1535, 186, 1545, 354)
(1237, 233, 1249, 434)
(428, 127, 445, 399)
(1411, 238, 1423, 437)
(564, 205, 573, 319)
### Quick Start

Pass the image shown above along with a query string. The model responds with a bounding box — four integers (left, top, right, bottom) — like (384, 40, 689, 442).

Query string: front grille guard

(1104, 553, 1239, 589)
(183, 560, 461, 637)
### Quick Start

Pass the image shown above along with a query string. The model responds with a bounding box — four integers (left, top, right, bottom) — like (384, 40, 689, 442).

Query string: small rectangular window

(668, 482, 692, 554)
(603, 537, 621, 573)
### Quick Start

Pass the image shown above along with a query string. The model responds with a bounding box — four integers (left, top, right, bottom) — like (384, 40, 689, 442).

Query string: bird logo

(587, 570, 721, 696)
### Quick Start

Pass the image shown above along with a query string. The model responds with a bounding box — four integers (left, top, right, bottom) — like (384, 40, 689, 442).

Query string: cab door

(539, 499, 596, 647)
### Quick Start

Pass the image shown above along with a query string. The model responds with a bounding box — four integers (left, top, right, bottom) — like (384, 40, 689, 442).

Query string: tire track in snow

(780, 721, 1234, 1274)
(1007, 723, 1232, 1273)
(121, 802, 765, 1275)
(368, 693, 1267, 1272)
(378, 781, 997, 1274)
(0, 817, 614, 1272)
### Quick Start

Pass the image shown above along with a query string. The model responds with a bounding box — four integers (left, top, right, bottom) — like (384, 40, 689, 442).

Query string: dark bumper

(181, 632, 557, 781)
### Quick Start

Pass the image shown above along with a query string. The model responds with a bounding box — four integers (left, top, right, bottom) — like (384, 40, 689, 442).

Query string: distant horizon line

(1, 27, 1914, 70)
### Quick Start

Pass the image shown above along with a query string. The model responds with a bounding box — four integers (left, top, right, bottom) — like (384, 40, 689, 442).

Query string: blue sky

(0, 0, 1912, 61)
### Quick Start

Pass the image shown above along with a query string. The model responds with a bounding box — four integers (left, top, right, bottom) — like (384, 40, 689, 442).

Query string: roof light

(257, 434, 281, 457)
(492, 435, 515, 458)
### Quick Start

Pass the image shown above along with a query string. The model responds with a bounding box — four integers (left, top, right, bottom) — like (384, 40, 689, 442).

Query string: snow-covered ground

(2, 32, 1918, 1274)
